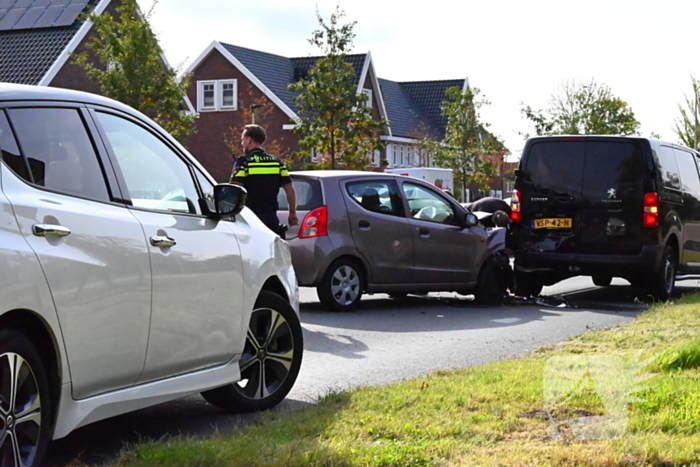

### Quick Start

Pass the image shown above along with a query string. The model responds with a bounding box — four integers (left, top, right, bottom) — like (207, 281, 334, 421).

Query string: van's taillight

(643, 192, 659, 228)
(299, 206, 328, 238)
(511, 190, 521, 223)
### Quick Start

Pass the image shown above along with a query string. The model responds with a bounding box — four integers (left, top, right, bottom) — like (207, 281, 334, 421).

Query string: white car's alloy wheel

(0, 352, 42, 467)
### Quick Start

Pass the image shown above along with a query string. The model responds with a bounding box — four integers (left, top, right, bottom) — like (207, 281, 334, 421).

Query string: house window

(199, 81, 216, 111)
(197, 79, 237, 111)
(220, 80, 237, 109)
(362, 89, 373, 109)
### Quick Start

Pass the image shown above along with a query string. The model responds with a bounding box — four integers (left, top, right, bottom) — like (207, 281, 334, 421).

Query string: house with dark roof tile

(183, 40, 472, 182)
(0, 0, 194, 108)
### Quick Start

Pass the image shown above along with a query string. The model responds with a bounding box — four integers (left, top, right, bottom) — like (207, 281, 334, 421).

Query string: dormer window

(197, 79, 238, 112)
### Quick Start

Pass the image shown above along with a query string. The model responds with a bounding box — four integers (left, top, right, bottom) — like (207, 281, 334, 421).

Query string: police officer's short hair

(243, 124, 266, 144)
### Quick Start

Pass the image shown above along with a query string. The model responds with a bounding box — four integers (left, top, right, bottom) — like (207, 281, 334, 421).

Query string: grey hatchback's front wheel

(317, 258, 364, 311)
(474, 253, 511, 305)
(201, 291, 303, 413)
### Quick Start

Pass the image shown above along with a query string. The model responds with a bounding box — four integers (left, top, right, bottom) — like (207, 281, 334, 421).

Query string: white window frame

(362, 88, 373, 109)
(219, 80, 238, 110)
(198, 80, 217, 111)
(197, 79, 238, 112)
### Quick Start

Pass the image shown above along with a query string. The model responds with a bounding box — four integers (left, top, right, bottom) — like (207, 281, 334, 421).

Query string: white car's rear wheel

(0, 329, 52, 467)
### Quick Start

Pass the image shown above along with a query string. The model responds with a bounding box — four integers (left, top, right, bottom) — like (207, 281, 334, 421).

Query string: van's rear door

(518, 137, 649, 256)
(577, 139, 648, 255)
(518, 139, 585, 254)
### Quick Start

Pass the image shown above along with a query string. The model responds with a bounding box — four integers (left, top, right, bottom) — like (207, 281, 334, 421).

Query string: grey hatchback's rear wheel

(201, 291, 303, 413)
(317, 259, 364, 311)
(0, 329, 52, 467)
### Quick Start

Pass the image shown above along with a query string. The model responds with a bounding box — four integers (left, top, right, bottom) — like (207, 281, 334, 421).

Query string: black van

(511, 135, 700, 300)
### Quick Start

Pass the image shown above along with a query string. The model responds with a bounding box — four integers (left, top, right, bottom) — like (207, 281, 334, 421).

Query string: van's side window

(673, 148, 700, 196)
(656, 146, 682, 190)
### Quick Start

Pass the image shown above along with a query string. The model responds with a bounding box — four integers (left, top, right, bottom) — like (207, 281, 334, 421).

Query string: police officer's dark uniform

(230, 148, 291, 235)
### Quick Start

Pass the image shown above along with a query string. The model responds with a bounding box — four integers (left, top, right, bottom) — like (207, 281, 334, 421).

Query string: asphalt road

(44, 277, 699, 466)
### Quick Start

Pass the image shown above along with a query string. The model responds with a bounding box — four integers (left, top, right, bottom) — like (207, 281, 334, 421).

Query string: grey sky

(139, 0, 700, 156)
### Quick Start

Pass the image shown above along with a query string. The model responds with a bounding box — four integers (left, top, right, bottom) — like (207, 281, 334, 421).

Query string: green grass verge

(109, 296, 700, 467)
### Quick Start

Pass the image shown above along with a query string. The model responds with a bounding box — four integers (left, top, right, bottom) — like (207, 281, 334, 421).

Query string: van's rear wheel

(648, 246, 676, 301)
(317, 258, 364, 311)
(592, 275, 612, 287)
(513, 271, 543, 297)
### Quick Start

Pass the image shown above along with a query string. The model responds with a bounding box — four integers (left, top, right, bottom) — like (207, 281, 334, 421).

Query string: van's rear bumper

(515, 245, 664, 278)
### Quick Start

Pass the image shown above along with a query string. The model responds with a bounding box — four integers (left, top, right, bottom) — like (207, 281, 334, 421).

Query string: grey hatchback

(277, 171, 510, 311)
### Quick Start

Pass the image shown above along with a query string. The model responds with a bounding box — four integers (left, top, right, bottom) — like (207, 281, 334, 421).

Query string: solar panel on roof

(0, 9, 8, 21)
(52, 1, 84, 26)
(0, 0, 14, 9)
(32, 0, 55, 7)
(12, 0, 33, 7)
(50, 0, 72, 6)
(0, 7, 25, 30)
(32, 3, 63, 27)
(13, 5, 45, 29)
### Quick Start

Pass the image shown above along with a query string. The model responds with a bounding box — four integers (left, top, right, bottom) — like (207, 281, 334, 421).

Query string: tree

(674, 75, 700, 150)
(223, 82, 289, 163)
(426, 86, 504, 197)
(72, 0, 195, 144)
(289, 7, 385, 170)
(521, 79, 640, 137)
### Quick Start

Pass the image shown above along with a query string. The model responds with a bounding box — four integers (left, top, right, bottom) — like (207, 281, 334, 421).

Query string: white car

(0, 83, 302, 467)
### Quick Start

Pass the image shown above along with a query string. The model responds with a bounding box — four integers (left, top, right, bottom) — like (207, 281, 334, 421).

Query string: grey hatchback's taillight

(299, 206, 328, 238)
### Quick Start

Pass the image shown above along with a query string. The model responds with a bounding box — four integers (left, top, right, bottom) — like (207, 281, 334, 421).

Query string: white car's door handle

(32, 224, 71, 237)
(150, 236, 176, 247)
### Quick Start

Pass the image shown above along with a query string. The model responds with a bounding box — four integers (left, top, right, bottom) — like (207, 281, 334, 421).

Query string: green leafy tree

(289, 7, 385, 170)
(674, 75, 700, 150)
(425, 86, 503, 197)
(72, 0, 195, 143)
(521, 79, 640, 137)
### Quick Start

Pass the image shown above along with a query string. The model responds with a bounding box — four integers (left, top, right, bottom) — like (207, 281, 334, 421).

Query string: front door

(2, 107, 151, 399)
(93, 110, 245, 382)
(401, 181, 478, 284)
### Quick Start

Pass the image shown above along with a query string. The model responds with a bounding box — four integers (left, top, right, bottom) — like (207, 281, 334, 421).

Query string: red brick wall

(185, 48, 299, 182)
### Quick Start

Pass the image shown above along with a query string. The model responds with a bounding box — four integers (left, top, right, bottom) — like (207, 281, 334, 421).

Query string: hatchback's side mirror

(202, 184, 247, 219)
(463, 212, 479, 228)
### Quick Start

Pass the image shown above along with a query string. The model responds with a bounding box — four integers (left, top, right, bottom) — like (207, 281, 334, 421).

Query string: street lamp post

(250, 104, 266, 125)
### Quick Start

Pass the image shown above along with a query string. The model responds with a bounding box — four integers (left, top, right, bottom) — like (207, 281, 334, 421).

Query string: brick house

(183, 41, 484, 182)
(0, 0, 194, 109)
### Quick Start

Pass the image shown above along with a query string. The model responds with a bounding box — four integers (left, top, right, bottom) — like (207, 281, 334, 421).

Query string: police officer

(230, 124, 298, 235)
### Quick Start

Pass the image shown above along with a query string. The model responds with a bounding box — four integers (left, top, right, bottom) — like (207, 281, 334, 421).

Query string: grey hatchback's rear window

(278, 177, 323, 211)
